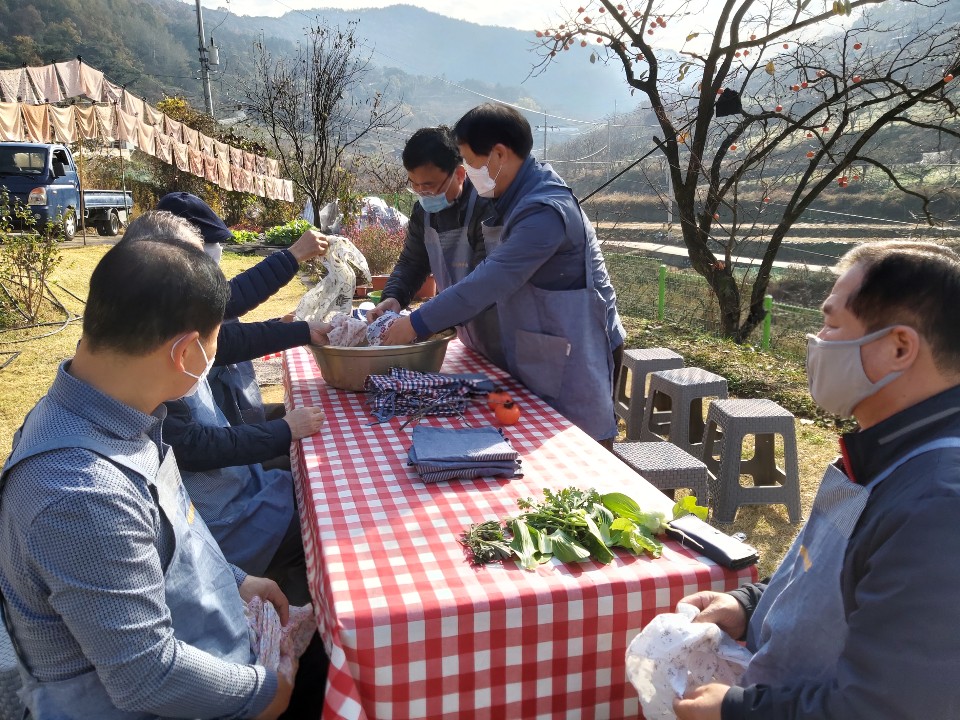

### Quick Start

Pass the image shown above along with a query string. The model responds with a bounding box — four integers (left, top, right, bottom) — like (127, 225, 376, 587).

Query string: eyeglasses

(407, 172, 454, 197)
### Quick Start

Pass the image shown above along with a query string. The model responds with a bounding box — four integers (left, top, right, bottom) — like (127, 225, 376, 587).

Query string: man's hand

(366, 297, 402, 323)
(284, 406, 325, 440)
(239, 575, 290, 625)
(288, 229, 329, 262)
(381, 315, 417, 346)
(308, 321, 332, 346)
(253, 673, 294, 720)
(679, 591, 748, 640)
(674, 683, 729, 720)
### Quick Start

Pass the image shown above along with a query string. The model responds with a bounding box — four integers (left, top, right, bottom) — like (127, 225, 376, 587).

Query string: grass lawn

(0, 245, 839, 577)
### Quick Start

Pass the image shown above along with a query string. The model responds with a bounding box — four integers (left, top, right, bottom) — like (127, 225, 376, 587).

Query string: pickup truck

(0, 142, 133, 240)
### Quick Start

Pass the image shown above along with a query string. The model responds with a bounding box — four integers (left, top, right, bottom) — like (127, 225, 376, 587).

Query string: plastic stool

(640, 367, 728, 456)
(0, 623, 23, 720)
(613, 441, 710, 503)
(702, 398, 801, 524)
(614, 348, 684, 441)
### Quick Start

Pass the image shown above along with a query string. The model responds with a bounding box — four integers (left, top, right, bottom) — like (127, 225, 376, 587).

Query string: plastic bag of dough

(625, 602, 752, 720)
(294, 234, 371, 323)
(244, 596, 318, 684)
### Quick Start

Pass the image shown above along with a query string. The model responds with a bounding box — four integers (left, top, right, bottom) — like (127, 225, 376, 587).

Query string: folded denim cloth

(410, 426, 518, 464)
(408, 426, 520, 484)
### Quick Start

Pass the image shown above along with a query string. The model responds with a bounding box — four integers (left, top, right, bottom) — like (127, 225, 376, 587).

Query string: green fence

(605, 253, 822, 362)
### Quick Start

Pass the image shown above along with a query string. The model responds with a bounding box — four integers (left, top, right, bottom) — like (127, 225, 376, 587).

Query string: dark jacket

(163, 250, 311, 471)
(225, 249, 300, 319)
(722, 384, 960, 720)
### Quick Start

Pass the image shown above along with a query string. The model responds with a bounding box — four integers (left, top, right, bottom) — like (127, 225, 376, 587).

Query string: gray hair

(122, 211, 204, 249)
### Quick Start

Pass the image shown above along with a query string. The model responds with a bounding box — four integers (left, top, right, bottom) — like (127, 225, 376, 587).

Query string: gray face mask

(805, 326, 903, 418)
(171, 336, 215, 398)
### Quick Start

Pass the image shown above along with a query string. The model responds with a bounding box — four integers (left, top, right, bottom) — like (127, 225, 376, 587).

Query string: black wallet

(665, 514, 759, 570)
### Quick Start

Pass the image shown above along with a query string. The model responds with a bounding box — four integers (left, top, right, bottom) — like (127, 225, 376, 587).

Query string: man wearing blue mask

(367, 126, 503, 365)
(0, 239, 296, 719)
(382, 104, 625, 446)
(674, 241, 960, 720)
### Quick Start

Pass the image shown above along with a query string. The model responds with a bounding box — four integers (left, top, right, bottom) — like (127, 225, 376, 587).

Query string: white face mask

(805, 326, 903, 418)
(203, 243, 223, 264)
(464, 154, 501, 198)
(171, 335, 215, 398)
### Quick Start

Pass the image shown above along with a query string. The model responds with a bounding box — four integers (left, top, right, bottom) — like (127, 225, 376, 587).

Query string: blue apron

(180, 379, 293, 576)
(742, 437, 960, 685)
(0, 434, 251, 720)
(209, 362, 266, 426)
(208, 320, 266, 427)
(487, 197, 618, 441)
(423, 191, 506, 369)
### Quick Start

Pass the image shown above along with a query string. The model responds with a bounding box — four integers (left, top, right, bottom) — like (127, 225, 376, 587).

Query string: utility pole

(542, 111, 547, 161)
(194, 0, 215, 118)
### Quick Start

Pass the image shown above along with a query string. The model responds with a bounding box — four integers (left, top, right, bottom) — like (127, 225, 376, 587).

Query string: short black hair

(83, 239, 228, 355)
(453, 103, 534, 158)
(847, 247, 960, 372)
(402, 126, 462, 174)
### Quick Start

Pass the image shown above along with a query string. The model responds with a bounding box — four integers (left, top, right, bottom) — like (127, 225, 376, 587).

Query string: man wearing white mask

(674, 241, 960, 720)
(0, 239, 295, 718)
(367, 126, 503, 365)
(382, 104, 625, 445)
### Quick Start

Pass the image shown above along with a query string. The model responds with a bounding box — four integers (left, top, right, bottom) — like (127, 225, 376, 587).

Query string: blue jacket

(723, 384, 960, 719)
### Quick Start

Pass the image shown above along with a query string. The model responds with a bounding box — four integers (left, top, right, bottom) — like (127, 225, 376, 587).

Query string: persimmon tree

(536, 0, 960, 341)
(244, 23, 403, 226)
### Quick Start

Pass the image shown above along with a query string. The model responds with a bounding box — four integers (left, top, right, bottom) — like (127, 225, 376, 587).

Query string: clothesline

(0, 59, 293, 202)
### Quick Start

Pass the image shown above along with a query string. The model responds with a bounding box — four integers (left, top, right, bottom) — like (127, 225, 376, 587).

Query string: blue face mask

(410, 172, 455, 213)
(418, 191, 453, 213)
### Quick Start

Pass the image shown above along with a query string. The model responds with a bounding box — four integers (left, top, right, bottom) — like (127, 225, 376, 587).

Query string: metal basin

(307, 329, 457, 391)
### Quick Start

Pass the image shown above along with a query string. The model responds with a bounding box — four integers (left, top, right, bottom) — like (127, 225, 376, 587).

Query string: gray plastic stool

(0, 622, 23, 720)
(640, 367, 728, 456)
(613, 441, 710, 503)
(702, 398, 801, 524)
(614, 348, 684, 441)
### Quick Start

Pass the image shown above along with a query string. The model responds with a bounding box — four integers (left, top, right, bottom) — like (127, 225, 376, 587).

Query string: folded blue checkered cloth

(408, 426, 521, 484)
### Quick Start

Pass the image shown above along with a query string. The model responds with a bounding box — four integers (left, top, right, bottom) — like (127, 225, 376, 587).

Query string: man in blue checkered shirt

(0, 239, 294, 719)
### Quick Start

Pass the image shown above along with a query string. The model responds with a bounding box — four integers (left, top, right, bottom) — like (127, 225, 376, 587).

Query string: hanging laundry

(136, 120, 156, 157)
(48, 105, 77, 143)
(77, 62, 104, 102)
(115, 107, 137, 144)
(26, 64, 62, 103)
(75, 104, 97, 140)
(20, 104, 50, 143)
(94, 105, 115, 142)
(163, 115, 183, 143)
(53, 60, 82, 99)
(0, 102, 23, 141)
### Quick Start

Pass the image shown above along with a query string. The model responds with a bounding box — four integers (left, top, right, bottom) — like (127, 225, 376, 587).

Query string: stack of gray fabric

(408, 426, 521, 483)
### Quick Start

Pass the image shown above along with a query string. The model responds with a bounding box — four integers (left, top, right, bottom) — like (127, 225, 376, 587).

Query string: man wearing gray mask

(674, 240, 960, 720)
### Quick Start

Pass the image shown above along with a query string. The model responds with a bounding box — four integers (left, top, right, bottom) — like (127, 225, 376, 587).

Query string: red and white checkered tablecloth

(284, 341, 757, 720)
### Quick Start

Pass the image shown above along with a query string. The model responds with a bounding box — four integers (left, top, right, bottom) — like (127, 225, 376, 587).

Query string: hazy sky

(205, 0, 568, 31)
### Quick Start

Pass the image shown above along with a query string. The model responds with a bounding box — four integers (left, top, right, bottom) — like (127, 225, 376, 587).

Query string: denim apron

(486, 198, 618, 441)
(208, 320, 266, 427)
(423, 191, 505, 369)
(742, 437, 960, 686)
(0, 435, 251, 720)
(180, 380, 292, 576)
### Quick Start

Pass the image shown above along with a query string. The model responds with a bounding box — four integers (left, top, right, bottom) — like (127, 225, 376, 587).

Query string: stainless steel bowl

(307, 329, 457, 391)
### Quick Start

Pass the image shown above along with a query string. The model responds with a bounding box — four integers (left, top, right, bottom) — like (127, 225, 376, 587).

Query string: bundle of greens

(460, 487, 707, 570)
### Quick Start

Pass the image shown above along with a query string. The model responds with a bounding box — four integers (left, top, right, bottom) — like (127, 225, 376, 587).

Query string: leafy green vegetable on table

(459, 486, 709, 570)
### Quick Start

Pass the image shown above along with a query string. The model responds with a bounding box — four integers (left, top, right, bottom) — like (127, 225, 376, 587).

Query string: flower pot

(371, 275, 389, 291)
(354, 285, 371, 299)
(415, 274, 437, 300)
